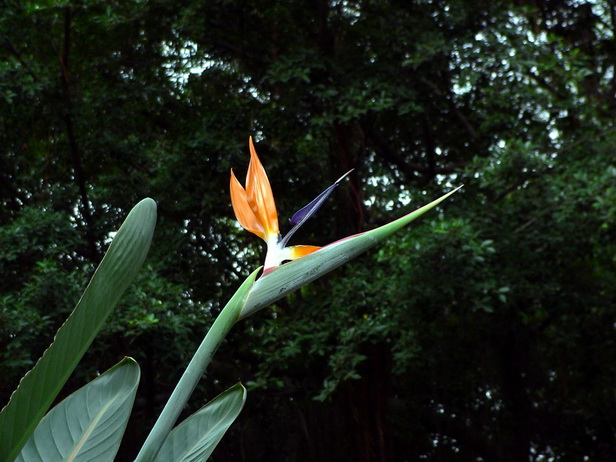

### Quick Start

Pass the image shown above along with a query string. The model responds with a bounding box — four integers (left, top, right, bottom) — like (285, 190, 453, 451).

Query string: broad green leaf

(153, 383, 247, 462)
(16, 358, 140, 462)
(135, 268, 259, 462)
(240, 187, 461, 319)
(0, 198, 157, 462)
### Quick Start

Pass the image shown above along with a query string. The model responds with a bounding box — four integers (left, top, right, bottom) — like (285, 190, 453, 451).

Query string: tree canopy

(1, 0, 615, 460)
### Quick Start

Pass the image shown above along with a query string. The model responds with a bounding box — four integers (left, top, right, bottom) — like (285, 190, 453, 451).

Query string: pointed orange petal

(287, 245, 321, 260)
(246, 137, 279, 238)
(230, 169, 267, 240)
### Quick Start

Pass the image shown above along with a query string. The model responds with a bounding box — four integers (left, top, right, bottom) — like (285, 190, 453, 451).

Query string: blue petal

(280, 170, 352, 247)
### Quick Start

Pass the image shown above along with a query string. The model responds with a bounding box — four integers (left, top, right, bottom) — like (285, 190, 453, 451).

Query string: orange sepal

(288, 245, 321, 260)
(230, 169, 267, 240)
(246, 137, 279, 238)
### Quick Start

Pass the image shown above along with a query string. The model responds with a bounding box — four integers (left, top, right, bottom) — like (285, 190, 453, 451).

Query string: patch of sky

(335, 0, 361, 25)
(363, 174, 397, 210)
(161, 39, 218, 87)
(531, 443, 557, 462)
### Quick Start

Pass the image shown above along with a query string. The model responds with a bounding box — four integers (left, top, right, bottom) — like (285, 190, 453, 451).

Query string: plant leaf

(16, 358, 140, 462)
(153, 383, 247, 462)
(240, 187, 461, 319)
(0, 198, 157, 462)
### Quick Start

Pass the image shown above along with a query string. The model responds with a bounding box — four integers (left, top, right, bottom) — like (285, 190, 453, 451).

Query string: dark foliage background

(1, 0, 615, 460)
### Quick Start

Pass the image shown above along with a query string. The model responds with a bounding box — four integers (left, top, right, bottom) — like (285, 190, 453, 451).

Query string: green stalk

(135, 268, 260, 462)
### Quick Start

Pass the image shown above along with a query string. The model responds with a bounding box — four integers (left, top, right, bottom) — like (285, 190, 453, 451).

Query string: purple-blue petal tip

(289, 170, 353, 225)
(280, 170, 353, 248)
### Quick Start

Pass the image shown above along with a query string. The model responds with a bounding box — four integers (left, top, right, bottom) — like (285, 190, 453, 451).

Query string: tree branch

(427, 408, 513, 462)
(60, 7, 98, 260)
(364, 125, 463, 180)
(419, 76, 479, 140)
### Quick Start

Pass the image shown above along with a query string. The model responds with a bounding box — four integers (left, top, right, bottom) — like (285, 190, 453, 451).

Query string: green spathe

(240, 187, 462, 319)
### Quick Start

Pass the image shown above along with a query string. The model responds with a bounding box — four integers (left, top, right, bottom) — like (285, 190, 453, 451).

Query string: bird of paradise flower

(229, 137, 462, 319)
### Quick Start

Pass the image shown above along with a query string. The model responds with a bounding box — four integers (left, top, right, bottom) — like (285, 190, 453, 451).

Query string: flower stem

(135, 269, 259, 461)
